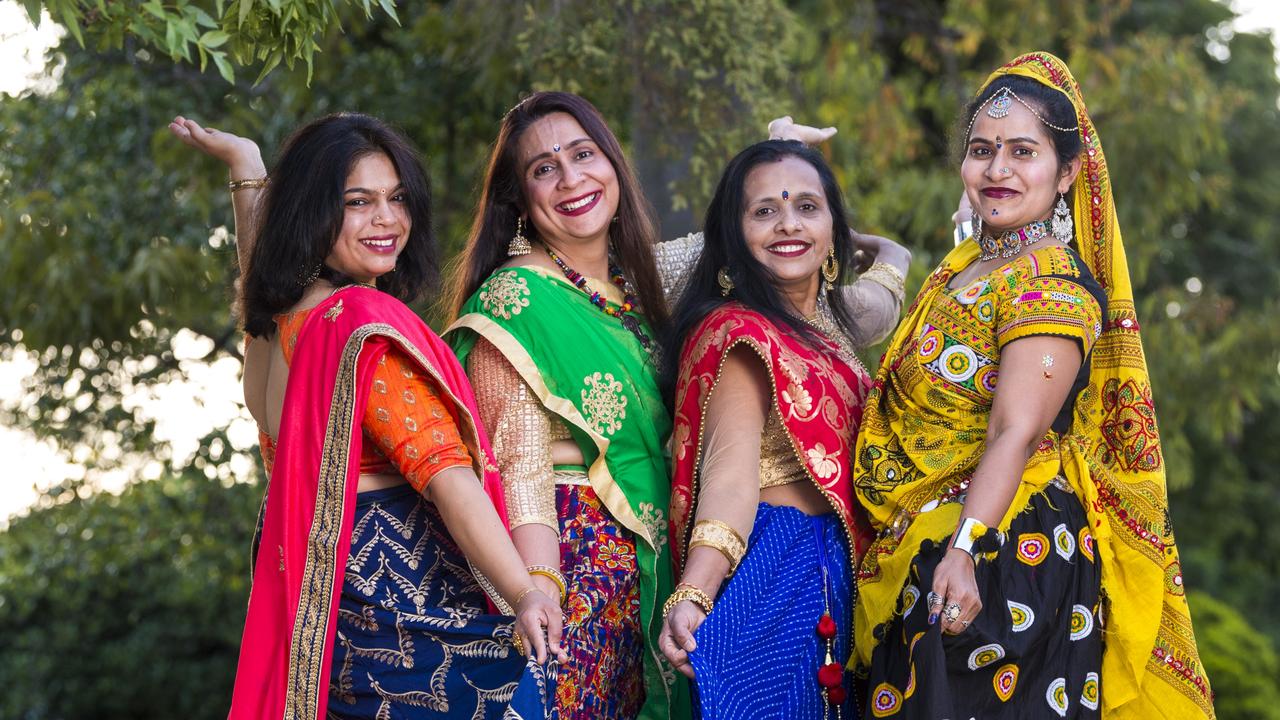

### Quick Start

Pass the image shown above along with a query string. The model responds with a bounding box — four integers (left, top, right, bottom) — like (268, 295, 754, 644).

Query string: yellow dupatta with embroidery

(851, 52, 1213, 718)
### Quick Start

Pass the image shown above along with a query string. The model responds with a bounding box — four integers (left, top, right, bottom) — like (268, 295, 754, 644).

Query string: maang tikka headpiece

(965, 86, 1081, 139)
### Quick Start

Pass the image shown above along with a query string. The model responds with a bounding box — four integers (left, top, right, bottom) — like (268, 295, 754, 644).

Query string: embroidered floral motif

(581, 371, 628, 435)
(323, 299, 344, 321)
(479, 271, 531, 320)
(1099, 377, 1163, 471)
(637, 502, 668, 555)
(806, 442, 840, 480)
(783, 381, 814, 417)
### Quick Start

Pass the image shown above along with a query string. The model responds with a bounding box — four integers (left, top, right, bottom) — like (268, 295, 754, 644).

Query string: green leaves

(25, 0, 403, 86)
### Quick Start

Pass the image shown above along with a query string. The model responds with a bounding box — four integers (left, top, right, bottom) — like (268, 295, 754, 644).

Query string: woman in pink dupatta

(171, 113, 564, 720)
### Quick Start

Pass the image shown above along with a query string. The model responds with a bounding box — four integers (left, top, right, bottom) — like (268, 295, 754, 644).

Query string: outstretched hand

(767, 115, 837, 145)
(167, 115, 265, 176)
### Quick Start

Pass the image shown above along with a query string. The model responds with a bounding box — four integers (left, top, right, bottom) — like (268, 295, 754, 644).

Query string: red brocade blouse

(256, 306, 472, 492)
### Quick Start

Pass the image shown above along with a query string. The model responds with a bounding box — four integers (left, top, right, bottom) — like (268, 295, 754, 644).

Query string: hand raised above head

(766, 115, 837, 146)
(167, 115, 264, 176)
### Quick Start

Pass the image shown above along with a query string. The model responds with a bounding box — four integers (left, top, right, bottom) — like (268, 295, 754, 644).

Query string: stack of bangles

(662, 582, 715, 619)
(688, 518, 747, 576)
(526, 564, 567, 605)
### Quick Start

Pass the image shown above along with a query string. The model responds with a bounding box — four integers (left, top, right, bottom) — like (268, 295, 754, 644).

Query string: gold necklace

(803, 297, 868, 376)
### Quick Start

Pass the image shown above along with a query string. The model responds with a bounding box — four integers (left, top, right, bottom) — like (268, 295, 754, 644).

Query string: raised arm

(840, 232, 911, 347)
(168, 116, 266, 276)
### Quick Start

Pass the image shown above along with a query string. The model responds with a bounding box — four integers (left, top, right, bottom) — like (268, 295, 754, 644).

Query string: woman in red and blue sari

(660, 141, 889, 719)
(174, 113, 564, 720)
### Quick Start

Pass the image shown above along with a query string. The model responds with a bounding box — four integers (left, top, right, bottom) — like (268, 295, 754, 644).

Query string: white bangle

(952, 516, 1001, 559)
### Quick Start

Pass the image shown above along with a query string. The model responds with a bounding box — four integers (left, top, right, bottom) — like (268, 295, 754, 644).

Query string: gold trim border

(446, 313, 651, 548)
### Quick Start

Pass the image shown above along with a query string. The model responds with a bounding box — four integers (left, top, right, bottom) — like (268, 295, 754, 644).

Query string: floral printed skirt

(865, 482, 1101, 719)
(328, 484, 554, 719)
(553, 483, 646, 719)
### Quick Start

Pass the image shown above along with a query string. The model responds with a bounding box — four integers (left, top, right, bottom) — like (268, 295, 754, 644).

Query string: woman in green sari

(446, 91, 685, 720)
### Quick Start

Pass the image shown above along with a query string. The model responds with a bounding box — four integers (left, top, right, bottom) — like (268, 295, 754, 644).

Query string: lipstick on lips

(556, 191, 601, 217)
(360, 234, 399, 254)
(981, 186, 1019, 199)
(765, 239, 812, 258)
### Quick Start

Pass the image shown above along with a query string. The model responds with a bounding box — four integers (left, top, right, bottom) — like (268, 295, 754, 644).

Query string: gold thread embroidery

(479, 271, 532, 320)
(580, 371, 629, 436)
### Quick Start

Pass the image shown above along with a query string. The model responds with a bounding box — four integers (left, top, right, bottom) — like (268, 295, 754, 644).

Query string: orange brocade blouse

(256, 307, 472, 492)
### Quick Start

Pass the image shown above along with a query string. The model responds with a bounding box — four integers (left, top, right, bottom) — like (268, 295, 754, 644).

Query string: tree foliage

(0, 469, 260, 719)
(24, 0, 400, 84)
(3, 0, 1279, 716)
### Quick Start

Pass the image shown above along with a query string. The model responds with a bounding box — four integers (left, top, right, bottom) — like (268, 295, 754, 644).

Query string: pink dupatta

(227, 286, 507, 720)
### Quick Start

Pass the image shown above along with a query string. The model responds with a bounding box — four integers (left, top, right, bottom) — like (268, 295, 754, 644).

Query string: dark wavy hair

(445, 91, 668, 332)
(240, 113, 438, 337)
(662, 140, 859, 395)
(959, 75, 1082, 171)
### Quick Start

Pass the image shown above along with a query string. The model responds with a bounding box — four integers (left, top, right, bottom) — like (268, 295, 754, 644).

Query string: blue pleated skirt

(327, 484, 555, 719)
(688, 503, 855, 720)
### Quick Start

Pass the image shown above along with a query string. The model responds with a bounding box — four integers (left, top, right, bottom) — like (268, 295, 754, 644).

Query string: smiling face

(324, 152, 409, 284)
(516, 112, 620, 250)
(741, 156, 833, 312)
(962, 101, 1078, 233)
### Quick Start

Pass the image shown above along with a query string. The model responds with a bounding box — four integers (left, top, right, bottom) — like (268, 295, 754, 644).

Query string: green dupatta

(448, 266, 689, 720)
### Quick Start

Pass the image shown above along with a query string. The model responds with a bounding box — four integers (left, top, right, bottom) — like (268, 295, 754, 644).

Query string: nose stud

(999, 167, 1011, 175)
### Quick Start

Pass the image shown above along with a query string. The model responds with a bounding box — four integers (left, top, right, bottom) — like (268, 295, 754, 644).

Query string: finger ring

(943, 602, 962, 623)
(511, 632, 526, 657)
(927, 591, 943, 608)
(960, 619, 970, 627)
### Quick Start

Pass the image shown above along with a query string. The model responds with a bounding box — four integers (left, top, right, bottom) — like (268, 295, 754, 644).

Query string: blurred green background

(1, 0, 1278, 717)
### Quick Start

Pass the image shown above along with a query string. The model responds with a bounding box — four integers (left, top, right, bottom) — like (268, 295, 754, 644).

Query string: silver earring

(508, 216, 532, 256)
(1051, 194, 1073, 243)
(971, 211, 983, 241)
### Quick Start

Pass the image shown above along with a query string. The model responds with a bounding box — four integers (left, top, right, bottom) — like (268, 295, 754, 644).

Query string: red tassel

(816, 613, 837, 640)
(817, 662, 843, 688)
(827, 685, 847, 705)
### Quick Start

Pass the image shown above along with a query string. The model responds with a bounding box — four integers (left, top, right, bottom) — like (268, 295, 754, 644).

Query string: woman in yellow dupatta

(852, 52, 1213, 719)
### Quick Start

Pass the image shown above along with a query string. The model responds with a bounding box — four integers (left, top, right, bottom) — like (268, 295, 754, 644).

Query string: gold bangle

(227, 176, 268, 192)
(512, 585, 537, 609)
(526, 564, 567, 604)
(662, 582, 714, 618)
(689, 519, 747, 574)
(860, 261, 906, 303)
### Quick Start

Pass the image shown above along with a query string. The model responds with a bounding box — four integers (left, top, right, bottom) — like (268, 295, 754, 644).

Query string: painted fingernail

(928, 613, 939, 625)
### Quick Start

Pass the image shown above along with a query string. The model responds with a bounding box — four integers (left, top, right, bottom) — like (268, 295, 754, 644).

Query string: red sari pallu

(227, 287, 514, 720)
(668, 304, 876, 719)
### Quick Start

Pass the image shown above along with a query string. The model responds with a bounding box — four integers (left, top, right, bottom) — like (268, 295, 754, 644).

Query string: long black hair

(445, 91, 668, 332)
(241, 112, 438, 337)
(662, 140, 859, 395)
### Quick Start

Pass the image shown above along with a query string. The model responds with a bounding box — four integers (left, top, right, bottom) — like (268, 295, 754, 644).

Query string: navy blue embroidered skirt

(688, 503, 855, 720)
(327, 484, 554, 719)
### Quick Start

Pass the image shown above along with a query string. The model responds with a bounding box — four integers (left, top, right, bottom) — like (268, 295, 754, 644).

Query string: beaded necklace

(545, 246, 653, 351)
(976, 219, 1048, 261)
